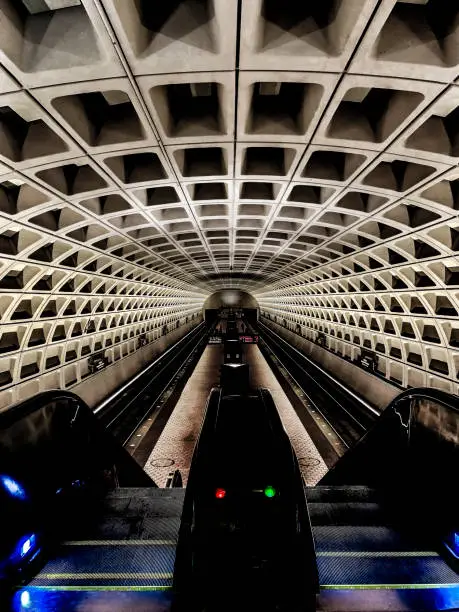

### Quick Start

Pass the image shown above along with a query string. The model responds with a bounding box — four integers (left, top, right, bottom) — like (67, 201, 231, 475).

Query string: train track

(94, 323, 209, 445)
(257, 322, 380, 449)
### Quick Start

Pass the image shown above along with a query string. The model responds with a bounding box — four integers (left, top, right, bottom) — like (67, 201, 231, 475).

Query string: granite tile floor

(145, 342, 327, 487)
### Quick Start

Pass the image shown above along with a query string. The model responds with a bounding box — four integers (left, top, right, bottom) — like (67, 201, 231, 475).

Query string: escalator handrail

(0, 389, 155, 489)
(173, 387, 222, 595)
(386, 386, 459, 414)
(0, 389, 87, 428)
(258, 388, 319, 593)
(176, 387, 222, 522)
(320, 386, 459, 488)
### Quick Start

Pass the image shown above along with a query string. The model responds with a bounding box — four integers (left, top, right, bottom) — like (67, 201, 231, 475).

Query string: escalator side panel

(319, 388, 459, 562)
(0, 391, 155, 499)
(0, 390, 155, 587)
(320, 388, 459, 493)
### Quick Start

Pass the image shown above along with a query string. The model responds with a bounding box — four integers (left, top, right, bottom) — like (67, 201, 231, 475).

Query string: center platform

(144, 336, 327, 487)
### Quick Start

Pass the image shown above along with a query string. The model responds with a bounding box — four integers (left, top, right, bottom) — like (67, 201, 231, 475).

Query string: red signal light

(215, 488, 226, 499)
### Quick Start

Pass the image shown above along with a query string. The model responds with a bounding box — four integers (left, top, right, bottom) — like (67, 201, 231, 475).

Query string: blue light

(445, 531, 459, 559)
(11, 534, 37, 563)
(433, 586, 459, 611)
(453, 532, 459, 556)
(20, 591, 31, 609)
(0, 476, 26, 500)
(20, 536, 33, 557)
(13, 590, 36, 611)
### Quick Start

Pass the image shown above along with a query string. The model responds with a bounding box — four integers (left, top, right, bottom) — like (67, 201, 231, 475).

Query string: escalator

(173, 386, 317, 612)
(1, 383, 458, 610)
(311, 485, 459, 611)
(0, 390, 178, 611)
(17, 488, 184, 603)
(312, 388, 459, 611)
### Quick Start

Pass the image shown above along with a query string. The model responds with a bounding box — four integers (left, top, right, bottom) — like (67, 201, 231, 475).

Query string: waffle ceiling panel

(1, 0, 459, 401)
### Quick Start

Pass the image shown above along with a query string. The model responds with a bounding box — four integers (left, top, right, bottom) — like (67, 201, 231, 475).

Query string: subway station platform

(144, 340, 327, 488)
(247, 344, 328, 485)
(144, 345, 222, 486)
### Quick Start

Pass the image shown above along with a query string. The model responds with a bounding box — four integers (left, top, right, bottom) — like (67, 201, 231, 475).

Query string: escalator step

(134, 517, 181, 540)
(313, 526, 432, 553)
(30, 541, 175, 588)
(104, 488, 185, 517)
(65, 489, 184, 541)
(306, 486, 378, 504)
(318, 554, 458, 588)
(318, 588, 459, 612)
(11, 491, 185, 610)
(309, 502, 387, 526)
(77, 516, 181, 541)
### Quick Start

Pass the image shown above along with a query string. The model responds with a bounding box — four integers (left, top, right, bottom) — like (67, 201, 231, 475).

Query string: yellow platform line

(24, 585, 172, 592)
(317, 551, 439, 558)
(40, 572, 173, 580)
(321, 583, 459, 590)
(62, 540, 176, 546)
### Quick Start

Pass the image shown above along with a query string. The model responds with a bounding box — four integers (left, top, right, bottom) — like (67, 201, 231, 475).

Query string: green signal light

(264, 485, 276, 498)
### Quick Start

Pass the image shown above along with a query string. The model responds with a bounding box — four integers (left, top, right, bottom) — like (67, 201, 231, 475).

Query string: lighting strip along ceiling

(1, 0, 459, 404)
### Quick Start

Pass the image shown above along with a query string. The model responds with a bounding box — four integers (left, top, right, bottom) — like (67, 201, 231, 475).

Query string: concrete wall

(72, 317, 202, 408)
(261, 316, 400, 411)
